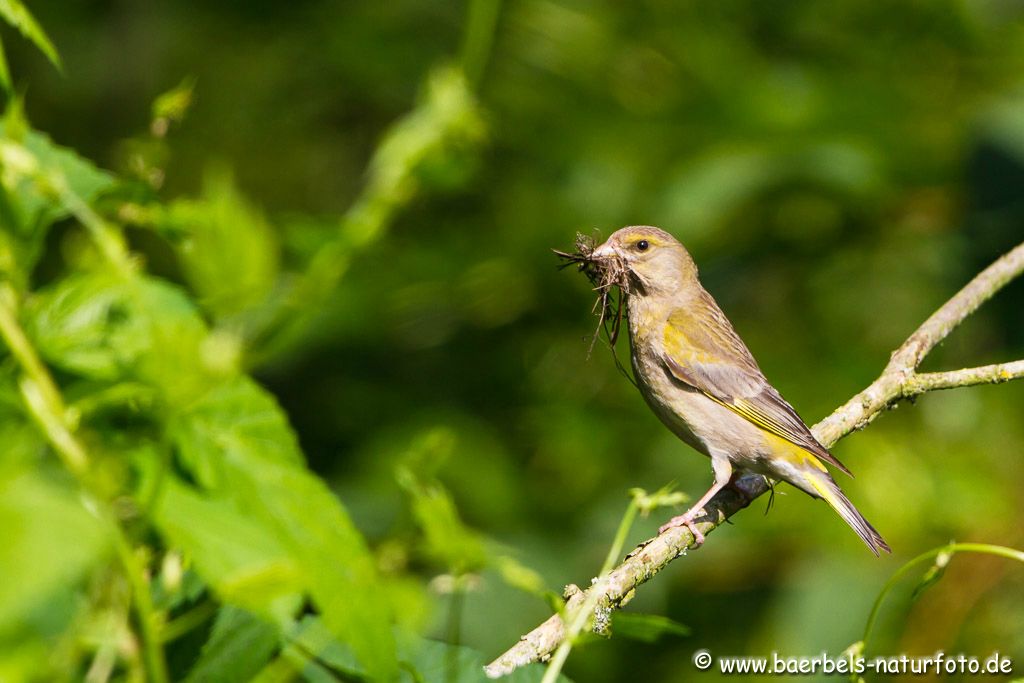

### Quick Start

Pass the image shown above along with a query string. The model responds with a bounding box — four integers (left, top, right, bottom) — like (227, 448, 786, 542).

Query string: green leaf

(610, 613, 690, 643)
(172, 376, 304, 489)
(493, 555, 548, 597)
(0, 122, 114, 231)
(283, 616, 362, 679)
(185, 606, 280, 683)
(285, 617, 570, 683)
(159, 165, 280, 319)
(0, 118, 114, 282)
(397, 465, 488, 573)
(26, 272, 151, 380)
(0, 369, 45, 474)
(223, 453, 398, 681)
(397, 428, 488, 573)
(0, 0, 61, 69)
(166, 372, 395, 677)
(152, 476, 303, 621)
(911, 546, 954, 603)
(26, 272, 213, 402)
(0, 637, 51, 683)
(152, 77, 196, 129)
(0, 33, 10, 92)
(0, 470, 109, 631)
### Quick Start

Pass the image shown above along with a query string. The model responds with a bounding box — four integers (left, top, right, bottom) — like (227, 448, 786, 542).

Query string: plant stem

(861, 542, 1024, 652)
(461, 0, 502, 87)
(0, 283, 168, 683)
(540, 497, 641, 683)
(114, 529, 170, 683)
(601, 500, 639, 575)
(446, 579, 466, 683)
(161, 600, 217, 643)
(0, 284, 87, 474)
(51, 175, 134, 277)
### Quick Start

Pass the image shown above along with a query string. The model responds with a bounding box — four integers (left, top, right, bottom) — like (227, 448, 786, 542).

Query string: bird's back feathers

(661, 294, 852, 476)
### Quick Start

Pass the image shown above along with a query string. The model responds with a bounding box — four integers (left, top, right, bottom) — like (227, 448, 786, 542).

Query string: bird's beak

(590, 241, 617, 260)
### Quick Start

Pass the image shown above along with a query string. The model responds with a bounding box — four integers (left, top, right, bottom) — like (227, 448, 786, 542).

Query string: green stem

(862, 543, 1024, 652)
(446, 579, 466, 683)
(0, 284, 168, 683)
(541, 497, 641, 683)
(51, 177, 134, 277)
(0, 284, 87, 474)
(114, 529, 170, 683)
(601, 502, 638, 575)
(460, 0, 502, 87)
(161, 600, 217, 643)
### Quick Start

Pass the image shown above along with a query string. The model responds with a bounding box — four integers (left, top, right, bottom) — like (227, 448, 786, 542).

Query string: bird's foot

(658, 513, 705, 545)
(727, 473, 767, 506)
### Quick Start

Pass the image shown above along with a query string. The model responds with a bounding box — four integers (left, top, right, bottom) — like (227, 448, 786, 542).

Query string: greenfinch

(588, 226, 890, 555)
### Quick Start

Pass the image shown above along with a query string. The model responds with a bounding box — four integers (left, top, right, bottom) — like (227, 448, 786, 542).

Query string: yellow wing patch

(733, 399, 813, 451)
(702, 394, 829, 473)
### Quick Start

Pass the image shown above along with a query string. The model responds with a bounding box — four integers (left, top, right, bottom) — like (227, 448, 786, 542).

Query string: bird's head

(590, 226, 698, 297)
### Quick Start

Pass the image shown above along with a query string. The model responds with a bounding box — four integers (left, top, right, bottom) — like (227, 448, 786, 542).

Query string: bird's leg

(659, 457, 733, 544)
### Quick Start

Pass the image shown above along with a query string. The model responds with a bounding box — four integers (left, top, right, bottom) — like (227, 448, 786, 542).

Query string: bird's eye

(636, 239, 649, 251)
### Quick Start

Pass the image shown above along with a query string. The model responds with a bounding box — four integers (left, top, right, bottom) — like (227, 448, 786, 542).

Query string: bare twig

(485, 239, 1024, 679)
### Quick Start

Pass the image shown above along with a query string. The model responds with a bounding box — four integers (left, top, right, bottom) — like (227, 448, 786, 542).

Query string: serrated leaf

(610, 613, 690, 643)
(0, 122, 114, 232)
(397, 465, 488, 573)
(152, 476, 303, 620)
(223, 452, 398, 681)
(26, 272, 212, 402)
(165, 371, 396, 677)
(0, 0, 59, 69)
(184, 606, 280, 683)
(159, 165, 279, 319)
(0, 119, 114, 282)
(172, 376, 304, 489)
(0, 470, 110, 631)
(397, 428, 488, 573)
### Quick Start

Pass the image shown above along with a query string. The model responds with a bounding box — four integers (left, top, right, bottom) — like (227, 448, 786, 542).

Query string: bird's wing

(661, 301, 852, 476)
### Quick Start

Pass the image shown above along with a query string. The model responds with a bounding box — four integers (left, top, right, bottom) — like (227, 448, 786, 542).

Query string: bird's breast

(626, 297, 782, 466)
(626, 311, 707, 453)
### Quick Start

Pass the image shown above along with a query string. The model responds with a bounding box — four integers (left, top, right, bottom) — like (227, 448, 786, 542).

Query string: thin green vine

(860, 542, 1024, 658)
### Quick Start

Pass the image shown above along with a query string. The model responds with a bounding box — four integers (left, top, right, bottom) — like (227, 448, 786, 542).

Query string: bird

(587, 225, 890, 555)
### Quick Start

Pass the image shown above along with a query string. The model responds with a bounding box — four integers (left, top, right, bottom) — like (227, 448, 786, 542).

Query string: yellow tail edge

(804, 471, 891, 556)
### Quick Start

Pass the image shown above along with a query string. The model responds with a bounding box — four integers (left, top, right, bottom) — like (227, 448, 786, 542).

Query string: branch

(485, 240, 1024, 678)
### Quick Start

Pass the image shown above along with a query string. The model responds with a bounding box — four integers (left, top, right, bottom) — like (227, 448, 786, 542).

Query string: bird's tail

(802, 470, 891, 556)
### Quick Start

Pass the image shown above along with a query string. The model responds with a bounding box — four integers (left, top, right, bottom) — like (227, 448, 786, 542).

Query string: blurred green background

(6, 0, 1024, 680)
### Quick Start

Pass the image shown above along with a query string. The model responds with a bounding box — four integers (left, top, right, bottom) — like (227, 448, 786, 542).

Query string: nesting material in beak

(589, 241, 617, 260)
(554, 232, 632, 359)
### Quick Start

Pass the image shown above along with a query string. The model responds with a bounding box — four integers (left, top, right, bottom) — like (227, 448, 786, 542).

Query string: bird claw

(658, 513, 705, 546)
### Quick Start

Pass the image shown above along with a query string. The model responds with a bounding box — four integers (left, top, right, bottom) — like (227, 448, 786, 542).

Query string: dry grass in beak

(554, 233, 632, 361)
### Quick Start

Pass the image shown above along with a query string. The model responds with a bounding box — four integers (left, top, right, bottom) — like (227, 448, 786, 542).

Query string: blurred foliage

(1, 0, 1024, 681)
